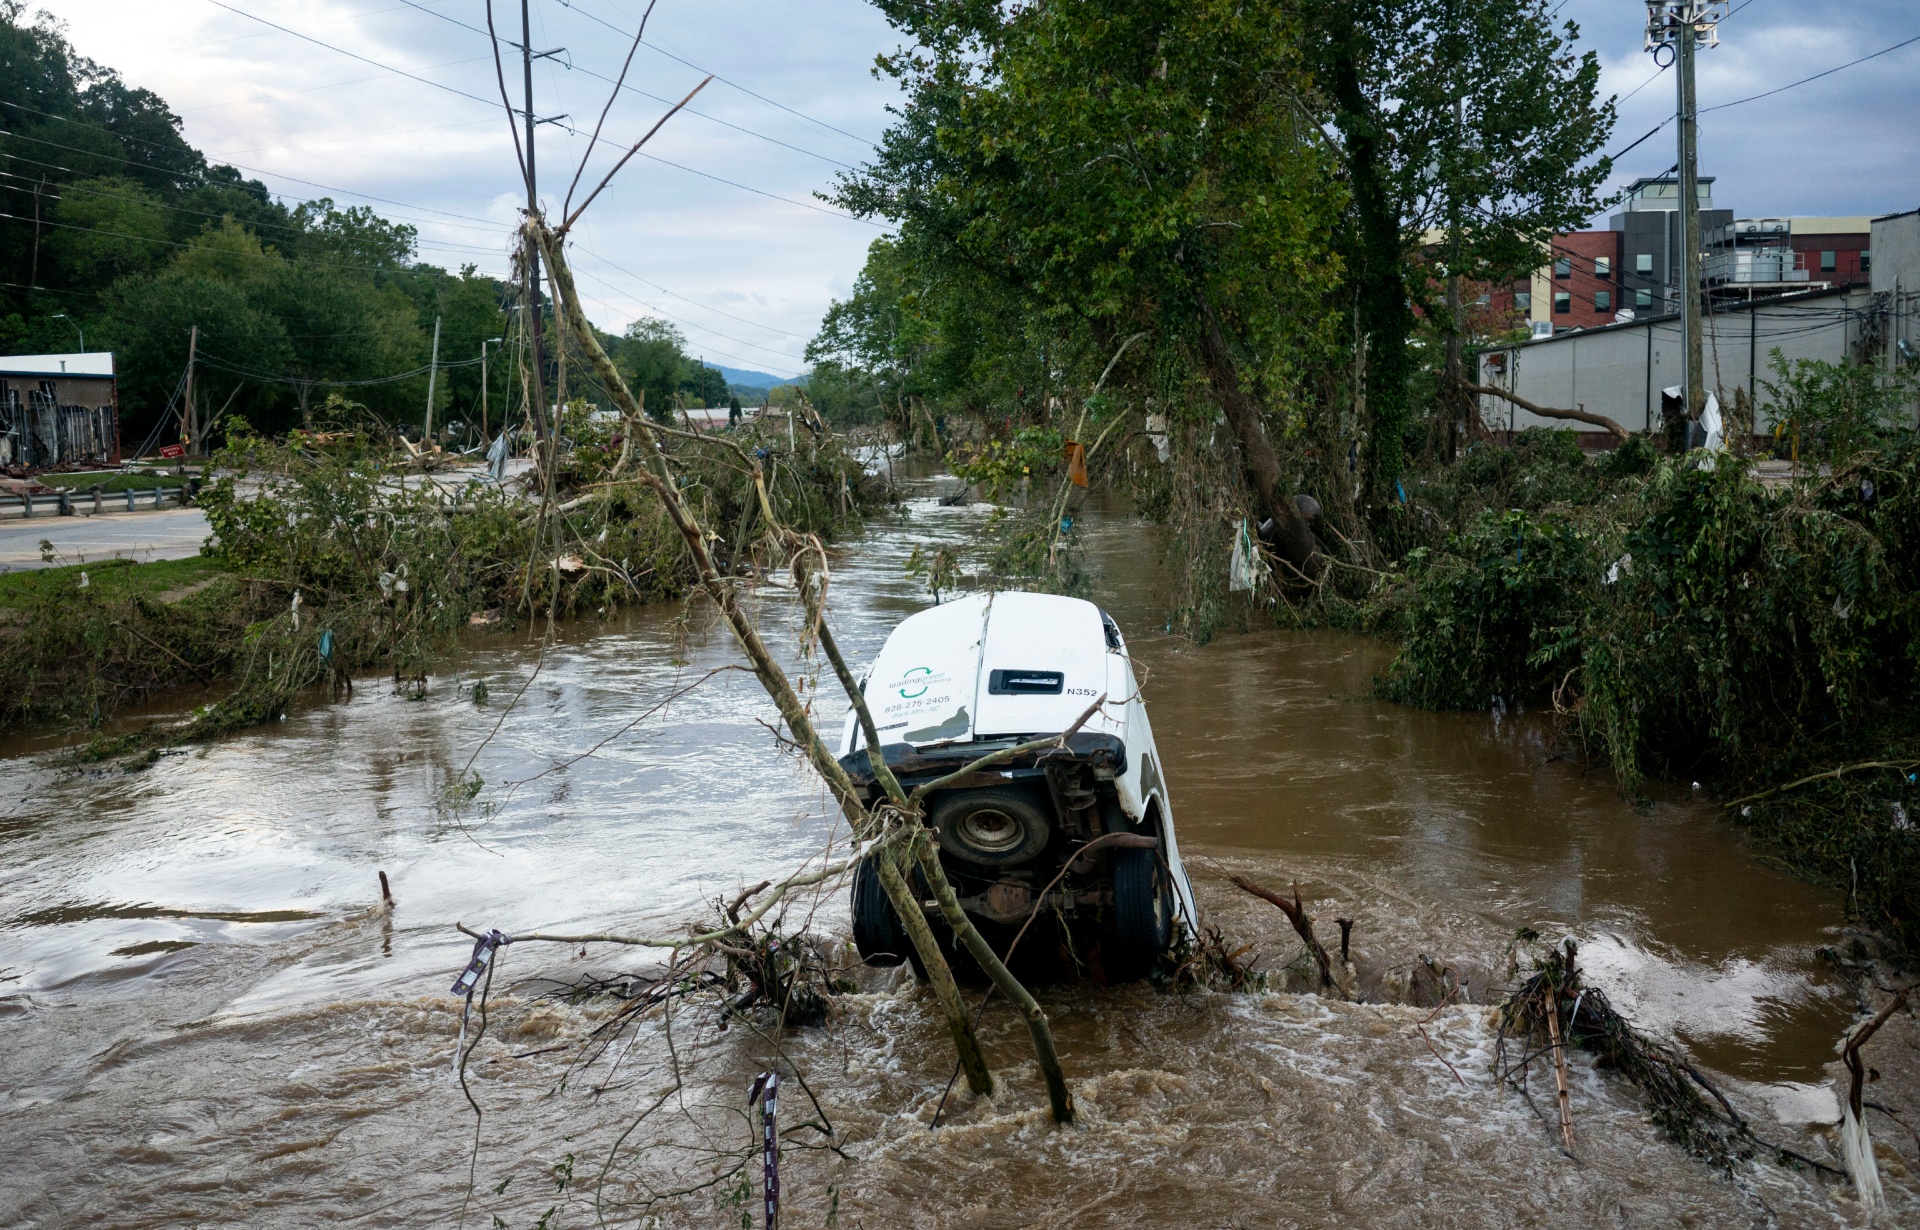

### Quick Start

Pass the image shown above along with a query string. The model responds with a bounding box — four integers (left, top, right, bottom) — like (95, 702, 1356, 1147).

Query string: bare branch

(484, 0, 529, 196)
(1468, 382, 1629, 442)
(562, 0, 661, 220)
(559, 75, 715, 236)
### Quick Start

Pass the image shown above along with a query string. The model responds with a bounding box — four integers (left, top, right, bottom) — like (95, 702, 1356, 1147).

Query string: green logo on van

(898, 667, 933, 698)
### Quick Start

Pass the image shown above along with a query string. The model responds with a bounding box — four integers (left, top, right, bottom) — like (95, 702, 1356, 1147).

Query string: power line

(0, 159, 503, 258)
(567, 281, 802, 379)
(0, 208, 475, 281)
(386, 0, 860, 170)
(1603, 28, 1918, 166)
(4, 109, 828, 346)
(552, 0, 876, 150)
(198, 0, 876, 225)
(572, 243, 811, 340)
(570, 259, 805, 368)
(1700, 31, 1920, 113)
(201, 0, 504, 111)
(0, 103, 512, 233)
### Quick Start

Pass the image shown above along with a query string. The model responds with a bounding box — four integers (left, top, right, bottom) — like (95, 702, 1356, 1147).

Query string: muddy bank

(0, 478, 1910, 1227)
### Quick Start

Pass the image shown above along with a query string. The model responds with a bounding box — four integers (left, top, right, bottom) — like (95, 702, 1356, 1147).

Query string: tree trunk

(1443, 272, 1464, 463)
(1466, 383, 1629, 441)
(876, 844, 994, 1096)
(1197, 306, 1319, 580)
(910, 832, 1075, 1123)
(1326, 10, 1415, 510)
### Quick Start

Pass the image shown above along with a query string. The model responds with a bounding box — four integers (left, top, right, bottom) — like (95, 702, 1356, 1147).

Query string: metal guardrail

(0, 484, 193, 519)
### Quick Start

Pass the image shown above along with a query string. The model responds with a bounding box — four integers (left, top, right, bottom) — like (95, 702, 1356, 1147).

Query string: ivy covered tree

(1300, 0, 1613, 501)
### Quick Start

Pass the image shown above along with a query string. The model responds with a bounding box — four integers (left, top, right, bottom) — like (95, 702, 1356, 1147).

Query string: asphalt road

(0, 508, 212, 572)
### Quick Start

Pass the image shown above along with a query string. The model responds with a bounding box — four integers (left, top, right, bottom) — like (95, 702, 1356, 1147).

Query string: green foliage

(1301, 0, 1614, 506)
(47, 175, 168, 284)
(1374, 439, 1920, 949)
(605, 317, 729, 420)
(1381, 508, 1598, 709)
(1760, 349, 1917, 465)
(947, 426, 1062, 501)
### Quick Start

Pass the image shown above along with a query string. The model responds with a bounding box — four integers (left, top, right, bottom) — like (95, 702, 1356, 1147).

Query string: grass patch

(0, 556, 225, 609)
(34, 471, 191, 492)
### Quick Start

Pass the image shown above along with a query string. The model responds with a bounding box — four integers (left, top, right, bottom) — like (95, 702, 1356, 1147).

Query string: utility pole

(1647, 2, 1724, 424)
(1676, 17, 1703, 422)
(423, 314, 442, 446)
(520, 0, 553, 443)
(481, 336, 502, 439)
(182, 324, 198, 453)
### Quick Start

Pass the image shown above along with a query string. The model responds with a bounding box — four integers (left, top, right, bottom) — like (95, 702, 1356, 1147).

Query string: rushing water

(1, 476, 1906, 1227)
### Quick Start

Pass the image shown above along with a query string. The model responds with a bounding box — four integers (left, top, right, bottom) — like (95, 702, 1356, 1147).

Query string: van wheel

(931, 786, 1051, 867)
(1111, 843, 1171, 980)
(851, 855, 910, 968)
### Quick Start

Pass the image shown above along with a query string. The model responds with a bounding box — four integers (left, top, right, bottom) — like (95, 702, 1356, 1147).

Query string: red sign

(159, 444, 185, 459)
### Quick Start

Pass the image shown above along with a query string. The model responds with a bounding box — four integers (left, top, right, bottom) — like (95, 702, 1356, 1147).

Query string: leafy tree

(612, 317, 690, 422)
(47, 175, 168, 285)
(1299, 0, 1613, 502)
(1762, 351, 1918, 465)
(839, 0, 1347, 570)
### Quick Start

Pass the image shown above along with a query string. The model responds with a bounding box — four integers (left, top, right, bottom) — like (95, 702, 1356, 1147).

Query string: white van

(839, 592, 1199, 980)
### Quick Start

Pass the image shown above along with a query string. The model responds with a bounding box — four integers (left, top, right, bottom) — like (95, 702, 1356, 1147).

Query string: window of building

(1595, 290, 1612, 312)
(1862, 249, 1871, 272)
(1553, 257, 1572, 278)
(1514, 291, 1532, 311)
(1635, 288, 1652, 309)
(1553, 291, 1571, 314)
(1636, 253, 1654, 275)
(1594, 256, 1612, 279)
(1821, 250, 1837, 273)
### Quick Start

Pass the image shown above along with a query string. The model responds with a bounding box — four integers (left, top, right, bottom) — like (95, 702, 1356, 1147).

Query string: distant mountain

(715, 364, 806, 391)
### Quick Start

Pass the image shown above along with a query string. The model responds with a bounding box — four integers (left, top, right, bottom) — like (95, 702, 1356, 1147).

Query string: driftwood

(1545, 983, 1576, 1152)
(1467, 382, 1630, 442)
(1229, 874, 1338, 995)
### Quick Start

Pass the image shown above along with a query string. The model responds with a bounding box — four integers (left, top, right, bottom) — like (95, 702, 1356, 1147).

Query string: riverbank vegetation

(801, 0, 1920, 958)
(0, 409, 885, 743)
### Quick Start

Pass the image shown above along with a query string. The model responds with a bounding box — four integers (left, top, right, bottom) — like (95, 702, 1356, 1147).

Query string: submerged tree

(838, 0, 1349, 574)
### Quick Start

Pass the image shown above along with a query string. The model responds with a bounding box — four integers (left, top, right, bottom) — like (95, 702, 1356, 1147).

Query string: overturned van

(838, 591, 1199, 980)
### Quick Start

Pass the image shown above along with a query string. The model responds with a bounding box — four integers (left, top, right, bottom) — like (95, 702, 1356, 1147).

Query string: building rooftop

(0, 352, 115, 378)
(1788, 216, 1872, 235)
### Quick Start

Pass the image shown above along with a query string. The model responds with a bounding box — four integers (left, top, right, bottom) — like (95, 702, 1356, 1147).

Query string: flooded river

(2, 476, 1907, 1227)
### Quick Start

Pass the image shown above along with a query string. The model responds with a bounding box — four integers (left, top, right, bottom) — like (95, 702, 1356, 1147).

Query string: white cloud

(48, 0, 1910, 370)
(45, 0, 900, 375)
(1569, 0, 1920, 218)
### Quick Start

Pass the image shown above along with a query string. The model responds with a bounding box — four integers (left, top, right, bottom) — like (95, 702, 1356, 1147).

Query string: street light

(51, 313, 83, 352)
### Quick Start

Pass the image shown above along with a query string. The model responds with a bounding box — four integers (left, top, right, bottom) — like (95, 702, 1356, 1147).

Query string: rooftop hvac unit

(1530, 320, 1554, 340)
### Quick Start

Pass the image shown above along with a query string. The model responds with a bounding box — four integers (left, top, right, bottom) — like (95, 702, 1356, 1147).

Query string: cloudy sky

(42, 0, 1920, 379)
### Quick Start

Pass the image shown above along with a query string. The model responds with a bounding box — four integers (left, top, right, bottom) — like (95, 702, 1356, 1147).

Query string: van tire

(932, 786, 1052, 867)
(851, 855, 910, 967)
(1111, 843, 1171, 979)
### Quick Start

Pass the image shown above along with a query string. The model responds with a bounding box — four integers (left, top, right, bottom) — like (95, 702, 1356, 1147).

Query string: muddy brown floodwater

(2, 474, 1912, 1228)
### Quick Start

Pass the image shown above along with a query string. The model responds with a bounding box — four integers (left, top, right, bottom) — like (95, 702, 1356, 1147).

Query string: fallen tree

(1467, 382, 1630, 441)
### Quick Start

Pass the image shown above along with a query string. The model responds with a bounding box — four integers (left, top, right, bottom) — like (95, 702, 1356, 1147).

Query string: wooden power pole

(182, 324, 197, 453)
(423, 314, 442, 446)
